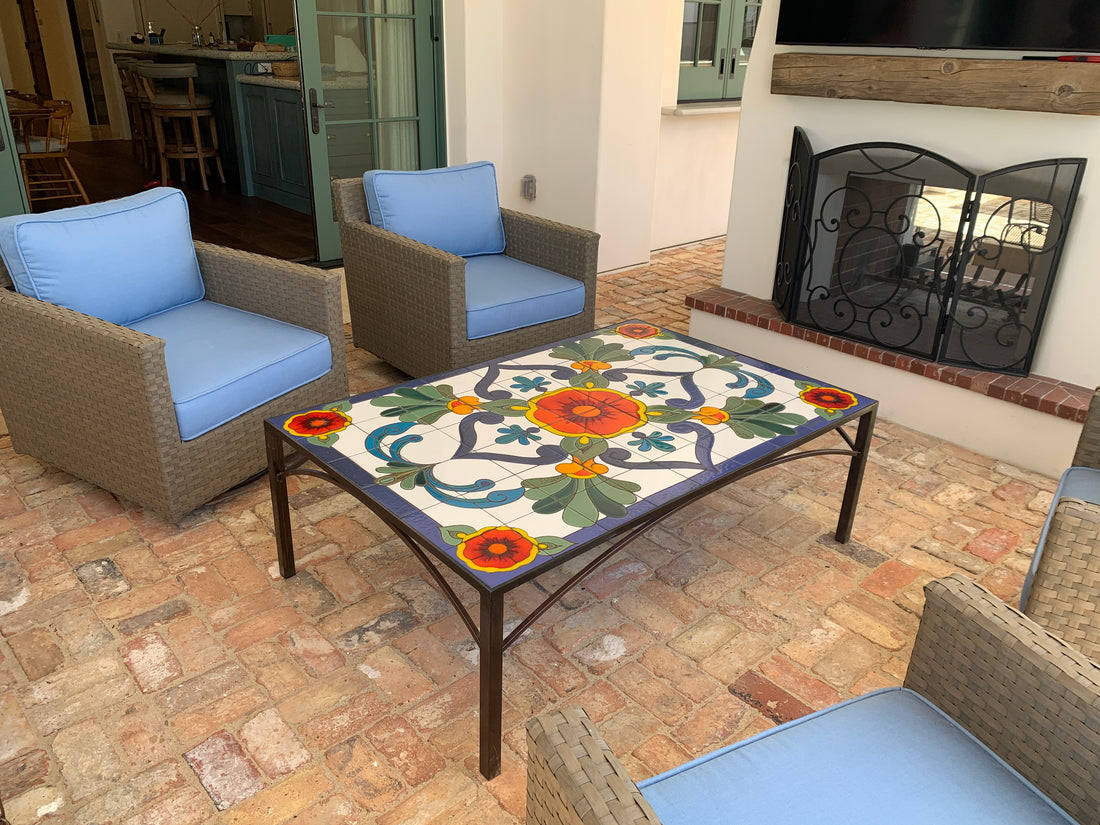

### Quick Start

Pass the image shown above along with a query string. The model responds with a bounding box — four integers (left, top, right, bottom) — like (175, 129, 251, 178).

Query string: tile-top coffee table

(264, 322, 878, 779)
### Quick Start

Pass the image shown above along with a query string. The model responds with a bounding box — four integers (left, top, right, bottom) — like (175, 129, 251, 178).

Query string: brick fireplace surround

(686, 286, 1093, 424)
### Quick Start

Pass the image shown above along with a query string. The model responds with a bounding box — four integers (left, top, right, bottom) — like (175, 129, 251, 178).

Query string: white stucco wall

(690, 0, 1096, 475)
(445, 0, 740, 270)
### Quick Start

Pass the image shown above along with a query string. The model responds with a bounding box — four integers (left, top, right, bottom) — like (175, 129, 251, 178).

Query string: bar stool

(114, 56, 157, 169)
(132, 62, 225, 190)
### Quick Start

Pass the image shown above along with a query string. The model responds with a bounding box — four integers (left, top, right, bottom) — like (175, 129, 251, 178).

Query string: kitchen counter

(237, 74, 300, 90)
(107, 42, 295, 62)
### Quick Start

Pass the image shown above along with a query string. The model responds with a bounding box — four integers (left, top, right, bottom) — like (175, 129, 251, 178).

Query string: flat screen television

(775, 0, 1100, 53)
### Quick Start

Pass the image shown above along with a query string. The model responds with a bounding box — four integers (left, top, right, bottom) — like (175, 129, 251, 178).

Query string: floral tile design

(273, 323, 876, 588)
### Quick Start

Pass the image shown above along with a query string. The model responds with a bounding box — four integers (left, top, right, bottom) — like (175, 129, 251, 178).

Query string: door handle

(309, 87, 335, 135)
(718, 47, 725, 76)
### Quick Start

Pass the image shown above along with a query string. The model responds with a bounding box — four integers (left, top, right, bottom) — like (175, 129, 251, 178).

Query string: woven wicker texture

(1024, 497, 1100, 661)
(527, 707, 662, 825)
(331, 177, 600, 378)
(529, 575, 1100, 825)
(906, 574, 1100, 825)
(1073, 388, 1100, 469)
(0, 243, 348, 522)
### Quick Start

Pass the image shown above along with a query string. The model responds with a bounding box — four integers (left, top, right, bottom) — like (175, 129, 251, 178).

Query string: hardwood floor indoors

(66, 138, 317, 261)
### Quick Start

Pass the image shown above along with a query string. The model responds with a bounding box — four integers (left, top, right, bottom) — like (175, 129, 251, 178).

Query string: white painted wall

(499, 0, 602, 234)
(651, 108, 739, 249)
(445, 0, 740, 270)
(689, 0, 1097, 475)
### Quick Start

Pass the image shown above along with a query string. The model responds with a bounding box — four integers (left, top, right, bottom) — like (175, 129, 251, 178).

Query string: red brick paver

(0, 238, 1057, 823)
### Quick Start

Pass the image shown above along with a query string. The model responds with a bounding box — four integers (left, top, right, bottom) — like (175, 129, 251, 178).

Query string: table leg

(265, 424, 297, 579)
(479, 590, 505, 780)
(835, 406, 877, 543)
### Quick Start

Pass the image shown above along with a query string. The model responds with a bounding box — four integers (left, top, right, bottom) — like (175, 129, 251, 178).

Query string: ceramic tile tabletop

(270, 322, 876, 589)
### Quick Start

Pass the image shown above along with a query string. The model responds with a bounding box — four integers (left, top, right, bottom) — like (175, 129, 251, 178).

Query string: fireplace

(772, 129, 1086, 375)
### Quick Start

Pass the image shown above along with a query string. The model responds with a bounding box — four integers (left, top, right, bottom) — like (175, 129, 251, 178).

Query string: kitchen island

(236, 74, 309, 213)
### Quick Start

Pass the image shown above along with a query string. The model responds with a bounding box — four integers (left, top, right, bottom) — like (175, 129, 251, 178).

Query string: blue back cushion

(362, 161, 506, 257)
(0, 187, 204, 325)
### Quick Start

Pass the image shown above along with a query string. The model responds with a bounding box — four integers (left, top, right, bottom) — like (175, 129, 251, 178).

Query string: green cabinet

(240, 81, 310, 214)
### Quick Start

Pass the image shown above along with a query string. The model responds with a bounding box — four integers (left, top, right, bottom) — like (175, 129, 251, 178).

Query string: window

(678, 0, 760, 102)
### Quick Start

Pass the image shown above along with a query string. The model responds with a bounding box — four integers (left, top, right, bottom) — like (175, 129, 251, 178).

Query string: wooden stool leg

(191, 111, 209, 191)
(208, 114, 226, 184)
(171, 119, 187, 183)
(152, 114, 169, 186)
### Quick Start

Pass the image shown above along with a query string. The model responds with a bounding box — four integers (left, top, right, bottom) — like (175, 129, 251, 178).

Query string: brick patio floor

(0, 237, 1058, 824)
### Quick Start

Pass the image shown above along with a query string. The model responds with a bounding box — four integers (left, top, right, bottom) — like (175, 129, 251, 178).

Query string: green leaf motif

(521, 474, 641, 528)
(535, 536, 573, 555)
(480, 398, 531, 418)
(568, 369, 610, 389)
(328, 399, 353, 413)
(375, 461, 430, 489)
(721, 398, 807, 439)
(563, 484, 601, 527)
(307, 433, 340, 447)
(439, 525, 475, 547)
(371, 384, 457, 424)
(560, 436, 609, 462)
(699, 354, 744, 373)
(548, 337, 632, 365)
(645, 405, 696, 424)
(814, 407, 845, 421)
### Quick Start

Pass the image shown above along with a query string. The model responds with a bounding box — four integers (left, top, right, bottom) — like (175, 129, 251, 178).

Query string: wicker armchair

(0, 242, 348, 522)
(528, 575, 1100, 825)
(1020, 387, 1100, 656)
(331, 176, 599, 378)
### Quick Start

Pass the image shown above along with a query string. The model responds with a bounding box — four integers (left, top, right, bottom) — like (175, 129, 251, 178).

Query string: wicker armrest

(0, 289, 175, 445)
(905, 573, 1100, 824)
(527, 706, 662, 825)
(1023, 496, 1100, 661)
(1072, 387, 1100, 469)
(193, 241, 343, 337)
(338, 218, 468, 349)
(501, 209, 600, 287)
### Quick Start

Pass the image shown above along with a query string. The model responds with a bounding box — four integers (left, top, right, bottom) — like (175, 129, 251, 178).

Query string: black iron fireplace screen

(772, 128, 1085, 375)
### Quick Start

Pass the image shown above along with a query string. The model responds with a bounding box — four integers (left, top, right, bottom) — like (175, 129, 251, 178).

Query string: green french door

(678, 0, 759, 102)
(0, 95, 29, 217)
(296, 0, 444, 262)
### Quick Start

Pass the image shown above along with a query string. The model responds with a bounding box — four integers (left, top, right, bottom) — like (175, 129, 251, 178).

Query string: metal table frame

(264, 397, 876, 779)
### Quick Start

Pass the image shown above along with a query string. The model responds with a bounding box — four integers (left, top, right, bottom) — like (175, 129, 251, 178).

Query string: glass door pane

(678, 0, 733, 101)
(297, 0, 441, 261)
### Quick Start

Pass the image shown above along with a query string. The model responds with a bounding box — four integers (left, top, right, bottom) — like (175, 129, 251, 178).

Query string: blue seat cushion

(129, 300, 332, 441)
(638, 687, 1075, 825)
(362, 161, 506, 257)
(463, 254, 585, 340)
(0, 187, 204, 325)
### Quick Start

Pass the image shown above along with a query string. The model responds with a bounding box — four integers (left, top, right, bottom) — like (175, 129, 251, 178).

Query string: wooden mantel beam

(771, 52, 1100, 116)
